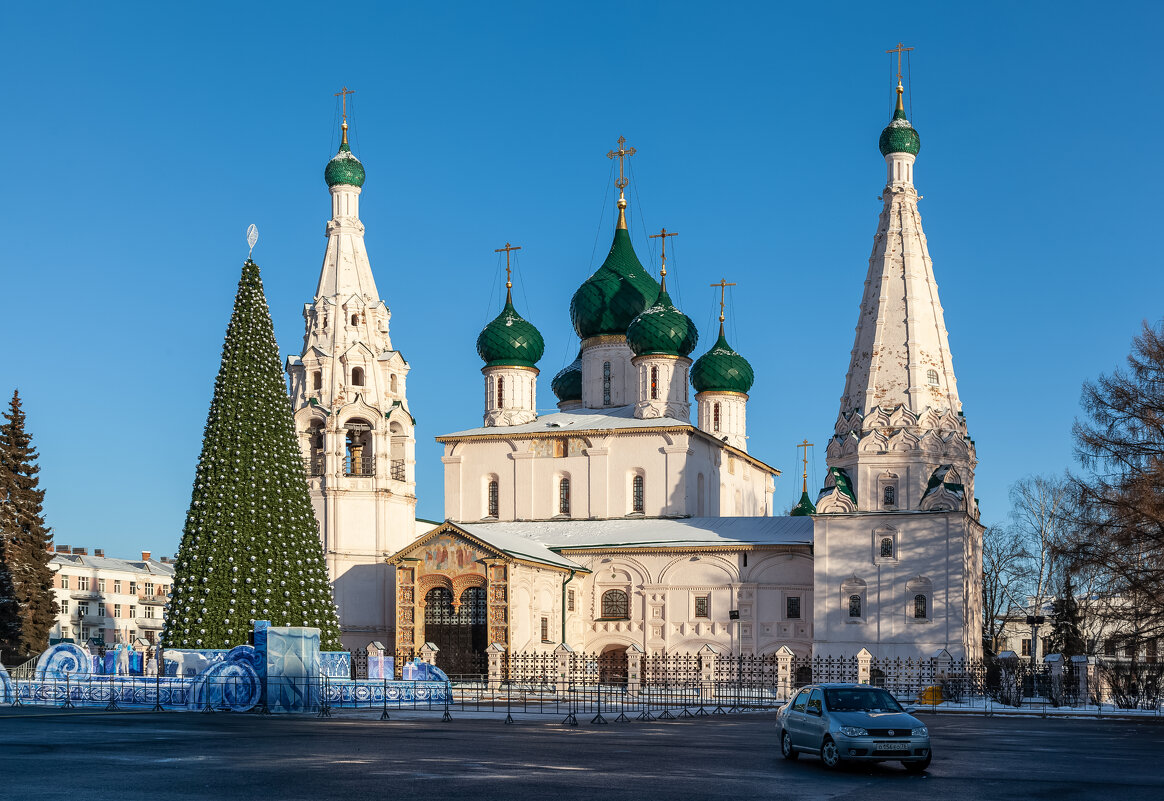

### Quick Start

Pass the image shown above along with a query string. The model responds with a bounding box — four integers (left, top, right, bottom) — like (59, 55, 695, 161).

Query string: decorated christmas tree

(164, 259, 343, 650)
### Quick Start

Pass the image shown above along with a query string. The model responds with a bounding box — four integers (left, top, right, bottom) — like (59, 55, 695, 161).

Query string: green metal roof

(879, 90, 921, 157)
(627, 288, 698, 357)
(324, 142, 366, 188)
(570, 227, 659, 339)
(551, 352, 583, 402)
(690, 331, 754, 393)
(790, 490, 817, 516)
(476, 295, 545, 368)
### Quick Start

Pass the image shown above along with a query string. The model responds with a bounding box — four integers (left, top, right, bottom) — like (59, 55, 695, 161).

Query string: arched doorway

(423, 586, 487, 677)
(598, 645, 629, 685)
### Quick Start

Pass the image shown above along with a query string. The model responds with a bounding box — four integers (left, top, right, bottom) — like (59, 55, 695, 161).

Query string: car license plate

(875, 742, 910, 751)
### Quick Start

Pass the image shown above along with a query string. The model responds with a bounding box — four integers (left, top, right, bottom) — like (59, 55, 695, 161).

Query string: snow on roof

(455, 516, 814, 557)
(438, 404, 691, 439)
(51, 554, 175, 576)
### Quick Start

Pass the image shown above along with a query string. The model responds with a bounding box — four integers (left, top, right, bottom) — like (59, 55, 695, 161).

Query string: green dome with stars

(476, 294, 545, 368)
(691, 330, 754, 394)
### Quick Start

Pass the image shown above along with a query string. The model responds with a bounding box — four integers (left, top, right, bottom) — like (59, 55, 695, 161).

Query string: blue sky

(2, 2, 1161, 558)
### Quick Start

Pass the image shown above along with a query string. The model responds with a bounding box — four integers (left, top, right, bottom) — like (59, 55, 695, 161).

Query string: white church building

(285, 79, 983, 666)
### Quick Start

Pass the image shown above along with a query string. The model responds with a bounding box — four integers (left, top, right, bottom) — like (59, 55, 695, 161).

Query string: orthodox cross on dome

(334, 85, 355, 145)
(710, 277, 736, 334)
(886, 41, 913, 83)
(606, 136, 637, 229)
(494, 242, 521, 302)
(797, 439, 815, 493)
(649, 227, 678, 288)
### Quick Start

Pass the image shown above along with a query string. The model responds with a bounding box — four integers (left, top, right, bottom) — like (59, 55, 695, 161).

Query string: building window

(390, 374, 398, 394)
(927, 369, 939, 386)
(351, 313, 359, 326)
(78, 603, 89, 618)
(541, 617, 551, 642)
(848, 594, 862, 618)
(113, 604, 121, 618)
(694, 595, 710, 618)
(352, 366, 365, 386)
(883, 486, 895, 506)
(603, 362, 611, 405)
(650, 366, 659, 400)
(144, 606, 155, 619)
(713, 402, 721, 432)
(880, 537, 894, 558)
(60, 600, 69, 614)
(487, 480, 499, 518)
(113, 580, 121, 593)
(567, 589, 576, 612)
(497, 376, 505, 407)
(601, 590, 630, 620)
(313, 371, 322, 390)
(98, 579, 105, 592)
(786, 596, 801, 619)
(914, 594, 927, 619)
(129, 605, 136, 618)
(559, 478, 571, 516)
(129, 582, 136, 594)
(78, 576, 89, 591)
(631, 475, 644, 514)
(1021, 639, 1032, 657)
(145, 582, 154, 596)
(60, 575, 69, 590)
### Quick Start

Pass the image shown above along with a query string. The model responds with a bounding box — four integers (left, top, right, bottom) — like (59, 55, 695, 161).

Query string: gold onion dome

(551, 352, 583, 402)
(879, 83, 921, 157)
(476, 291, 545, 368)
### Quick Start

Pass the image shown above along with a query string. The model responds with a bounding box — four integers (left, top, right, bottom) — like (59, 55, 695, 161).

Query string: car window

(807, 688, 823, 715)
(791, 689, 809, 712)
(823, 687, 904, 713)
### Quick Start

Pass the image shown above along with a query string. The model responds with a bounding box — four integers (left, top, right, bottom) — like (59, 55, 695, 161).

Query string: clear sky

(2, 1, 1161, 558)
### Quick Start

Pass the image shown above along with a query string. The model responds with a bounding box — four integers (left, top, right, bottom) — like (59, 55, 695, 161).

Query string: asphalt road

(1, 708, 1162, 800)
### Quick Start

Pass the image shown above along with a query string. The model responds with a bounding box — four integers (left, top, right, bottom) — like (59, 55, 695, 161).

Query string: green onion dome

(790, 490, 817, 516)
(570, 226, 660, 340)
(551, 352, 583, 403)
(879, 86, 921, 157)
(626, 288, 698, 357)
(691, 330, 754, 394)
(325, 140, 366, 188)
(476, 294, 545, 368)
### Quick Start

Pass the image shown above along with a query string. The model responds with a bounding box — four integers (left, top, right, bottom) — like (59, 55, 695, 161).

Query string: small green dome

(325, 142, 366, 188)
(476, 295, 545, 368)
(879, 90, 921, 157)
(570, 227, 659, 340)
(790, 490, 816, 516)
(551, 353, 583, 402)
(627, 288, 698, 357)
(691, 331, 754, 394)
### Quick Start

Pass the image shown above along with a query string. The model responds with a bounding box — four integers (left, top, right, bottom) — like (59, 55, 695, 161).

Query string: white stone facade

(48, 549, 174, 646)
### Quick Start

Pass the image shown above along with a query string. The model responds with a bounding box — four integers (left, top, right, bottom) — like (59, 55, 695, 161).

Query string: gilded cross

(649, 228, 678, 281)
(797, 439, 815, 493)
(606, 135, 637, 191)
(709, 278, 737, 326)
(885, 42, 913, 82)
(494, 242, 522, 299)
(334, 86, 356, 122)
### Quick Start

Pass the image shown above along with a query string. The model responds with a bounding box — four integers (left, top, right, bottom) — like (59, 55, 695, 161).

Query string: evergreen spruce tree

(1048, 576, 1086, 657)
(0, 502, 24, 663)
(164, 259, 343, 650)
(0, 390, 58, 660)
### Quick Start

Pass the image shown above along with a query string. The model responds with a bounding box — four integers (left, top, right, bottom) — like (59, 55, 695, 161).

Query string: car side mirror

(904, 706, 918, 714)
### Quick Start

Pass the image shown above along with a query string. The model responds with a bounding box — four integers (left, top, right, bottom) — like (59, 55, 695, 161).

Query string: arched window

(880, 537, 894, 558)
(559, 477, 571, 516)
(487, 480, 499, 518)
(848, 594, 862, 618)
(351, 313, 359, 326)
(497, 376, 505, 407)
(713, 402, 721, 432)
(390, 374, 398, 394)
(914, 594, 928, 619)
(601, 589, 629, 620)
(344, 419, 373, 476)
(312, 371, 322, 391)
(650, 366, 659, 400)
(883, 485, 895, 506)
(631, 474, 644, 514)
(927, 369, 939, 386)
(603, 362, 612, 405)
(351, 367, 365, 386)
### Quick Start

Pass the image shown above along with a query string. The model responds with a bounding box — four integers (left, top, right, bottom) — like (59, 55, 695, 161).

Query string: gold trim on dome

(630, 353, 690, 364)
(694, 390, 750, 400)
(581, 334, 628, 348)
(480, 364, 540, 375)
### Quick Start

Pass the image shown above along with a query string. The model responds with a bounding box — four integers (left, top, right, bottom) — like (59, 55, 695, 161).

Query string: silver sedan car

(775, 683, 932, 771)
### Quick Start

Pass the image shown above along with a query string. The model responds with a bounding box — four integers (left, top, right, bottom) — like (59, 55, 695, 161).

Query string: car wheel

(820, 736, 842, 770)
(781, 732, 798, 761)
(903, 752, 932, 773)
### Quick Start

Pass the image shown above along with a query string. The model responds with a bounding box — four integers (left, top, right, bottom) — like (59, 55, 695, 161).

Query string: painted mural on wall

(420, 536, 487, 575)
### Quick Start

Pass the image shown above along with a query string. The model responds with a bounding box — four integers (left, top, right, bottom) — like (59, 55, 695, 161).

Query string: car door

(785, 689, 811, 747)
(803, 688, 827, 750)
